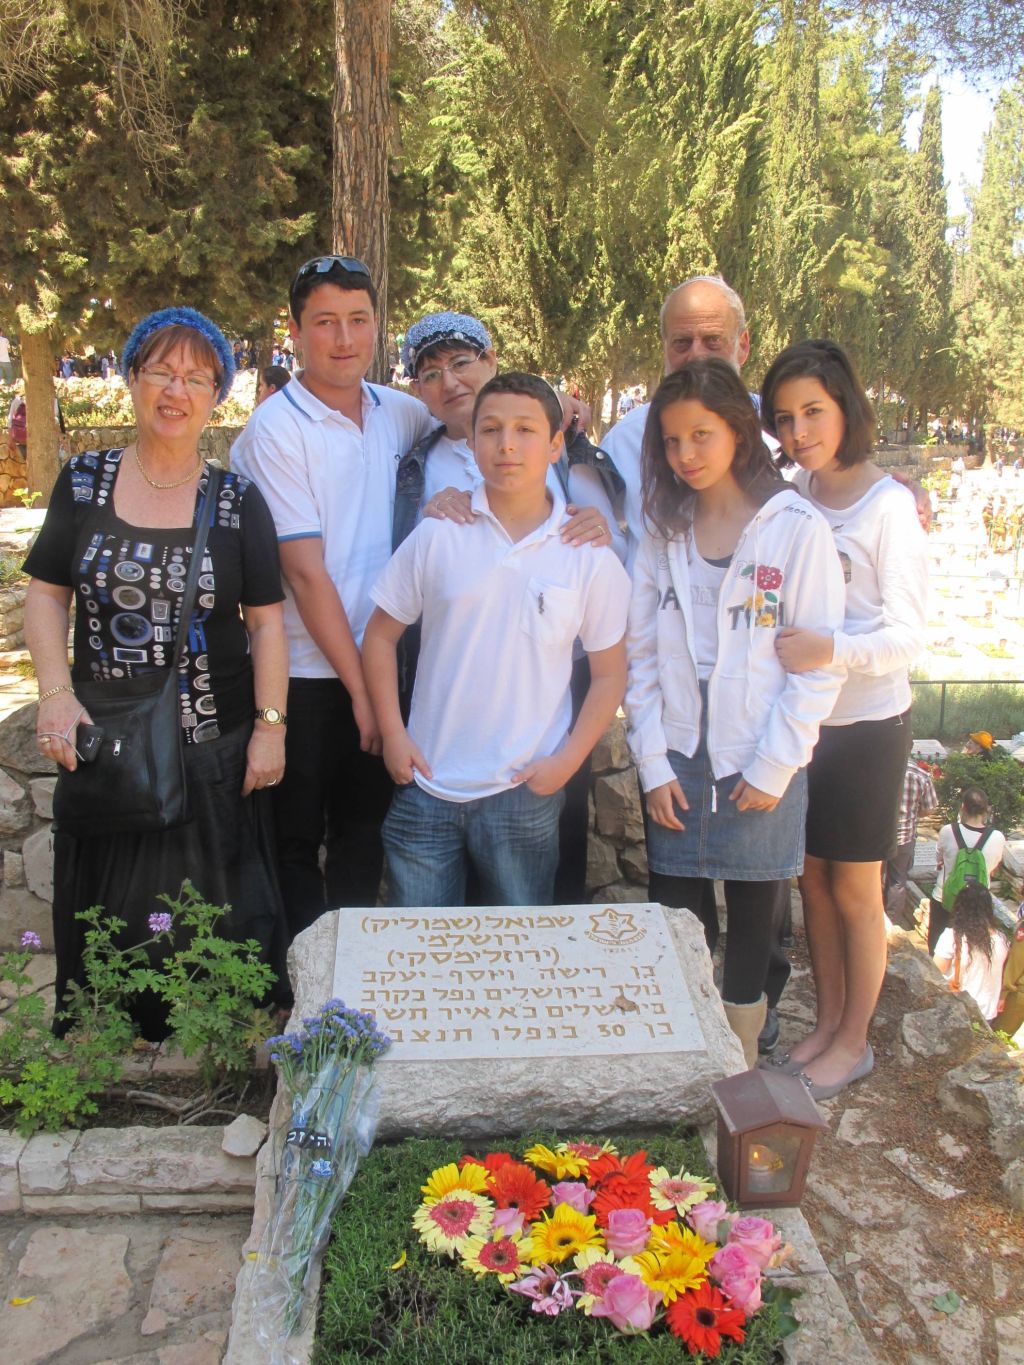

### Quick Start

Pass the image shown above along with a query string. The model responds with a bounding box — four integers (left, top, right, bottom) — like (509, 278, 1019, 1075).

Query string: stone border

(0, 1122, 261, 1216)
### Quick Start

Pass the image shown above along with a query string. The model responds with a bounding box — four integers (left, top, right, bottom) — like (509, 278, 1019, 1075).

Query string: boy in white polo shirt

(231, 255, 434, 936)
(363, 373, 631, 906)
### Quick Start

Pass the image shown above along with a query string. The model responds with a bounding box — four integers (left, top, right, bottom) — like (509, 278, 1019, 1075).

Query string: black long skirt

(52, 722, 292, 1041)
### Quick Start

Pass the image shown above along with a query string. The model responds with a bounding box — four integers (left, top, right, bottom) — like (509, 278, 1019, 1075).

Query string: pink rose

(605, 1207, 653, 1258)
(710, 1243, 762, 1318)
(688, 1199, 735, 1243)
(551, 1181, 595, 1213)
(492, 1206, 525, 1237)
(590, 1272, 662, 1333)
(728, 1216, 781, 1269)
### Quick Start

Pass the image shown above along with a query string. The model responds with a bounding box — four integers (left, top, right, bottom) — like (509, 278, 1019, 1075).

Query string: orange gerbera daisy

(591, 1172, 675, 1228)
(666, 1280, 746, 1356)
(586, 1149, 653, 1185)
(459, 1152, 514, 1177)
(490, 1161, 552, 1220)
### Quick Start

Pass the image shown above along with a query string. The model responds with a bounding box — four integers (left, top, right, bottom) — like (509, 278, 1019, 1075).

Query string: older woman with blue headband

(23, 307, 291, 1039)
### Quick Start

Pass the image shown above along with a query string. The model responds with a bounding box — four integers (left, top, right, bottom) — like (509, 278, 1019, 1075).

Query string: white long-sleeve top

(625, 488, 846, 798)
(794, 470, 928, 725)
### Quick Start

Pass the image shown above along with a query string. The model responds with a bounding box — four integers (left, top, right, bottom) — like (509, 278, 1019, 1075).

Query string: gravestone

(288, 903, 744, 1137)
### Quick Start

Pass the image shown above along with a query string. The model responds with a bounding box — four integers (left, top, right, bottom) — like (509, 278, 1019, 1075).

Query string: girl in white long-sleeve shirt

(761, 340, 928, 1101)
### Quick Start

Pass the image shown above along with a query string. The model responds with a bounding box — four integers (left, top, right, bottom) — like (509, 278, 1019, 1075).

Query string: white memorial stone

(288, 903, 745, 1138)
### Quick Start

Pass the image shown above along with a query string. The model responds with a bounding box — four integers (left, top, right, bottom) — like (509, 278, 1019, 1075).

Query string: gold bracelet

(38, 684, 75, 703)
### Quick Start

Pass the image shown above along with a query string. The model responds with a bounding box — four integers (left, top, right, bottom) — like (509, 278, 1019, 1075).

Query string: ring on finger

(39, 736, 52, 745)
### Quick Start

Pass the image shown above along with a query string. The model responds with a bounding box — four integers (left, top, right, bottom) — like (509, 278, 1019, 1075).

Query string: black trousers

(649, 870, 783, 1005)
(273, 677, 392, 939)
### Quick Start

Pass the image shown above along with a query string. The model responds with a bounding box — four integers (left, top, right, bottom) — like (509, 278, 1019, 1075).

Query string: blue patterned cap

(121, 306, 236, 405)
(401, 311, 492, 377)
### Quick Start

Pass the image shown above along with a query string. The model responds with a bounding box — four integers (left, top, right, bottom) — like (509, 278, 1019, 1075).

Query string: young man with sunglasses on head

(231, 255, 436, 938)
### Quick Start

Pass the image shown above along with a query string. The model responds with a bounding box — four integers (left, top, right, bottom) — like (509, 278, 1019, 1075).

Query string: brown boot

(723, 994, 768, 1071)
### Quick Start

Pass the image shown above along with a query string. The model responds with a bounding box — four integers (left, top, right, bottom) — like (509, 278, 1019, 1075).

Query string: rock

(18, 1130, 78, 1194)
(807, 1165, 912, 1228)
(22, 1193, 141, 1214)
(1001, 837, 1024, 880)
(0, 1131, 25, 1212)
(289, 904, 746, 1139)
(593, 769, 645, 846)
(158, 1341, 227, 1365)
(593, 879, 650, 902)
(222, 1114, 269, 1157)
(141, 1308, 170, 1337)
(0, 768, 30, 835)
(882, 1147, 965, 1199)
(28, 777, 56, 820)
(0, 703, 58, 776)
(147, 1226, 245, 1322)
(775, 1271, 877, 1364)
(995, 1312, 1024, 1363)
(885, 926, 950, 1000)
(591, 715, 630, 771)
(937, 1133, 968, 1160)
(585, 833, 619, 890)
(0, 885, 54, 950)
(835, 1105, 885, 1147)
(70, 1126, 257, 1194)
(1002, 1156, 1024, 1213)
(4, 848, 24, 886)
(0, 1226, 132, 1364)
(898, 999, 978, 1063)
(141, 1191, 255, 1212)
(618, 842, 649, 885)
(21, 826, 55, 903)
(937, 1045, 1024, 1160)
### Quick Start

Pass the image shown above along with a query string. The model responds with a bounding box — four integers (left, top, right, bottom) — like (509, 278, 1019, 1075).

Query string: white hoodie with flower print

(626, 487, 847, 799)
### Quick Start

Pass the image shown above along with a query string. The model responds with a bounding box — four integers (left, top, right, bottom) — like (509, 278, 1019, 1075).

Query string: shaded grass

(314, 1131, 786, 1365)
(911, 681, 1024, 741)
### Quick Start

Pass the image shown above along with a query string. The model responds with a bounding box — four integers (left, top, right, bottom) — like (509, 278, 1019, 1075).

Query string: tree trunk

(22, 330, 60, 506)
(332, 0, 391, 384)
(251, 326, 277, 374)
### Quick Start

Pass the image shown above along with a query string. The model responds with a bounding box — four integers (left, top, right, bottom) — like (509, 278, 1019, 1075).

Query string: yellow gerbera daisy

(573, 1247, 643, 1314)
(634, 1228, 715, 1303)
(528, 1201, 605, 1265)
(420, 1161, 491, 1205)
(460, 1231, 534, 1283)
(523, 1142, 589, 1180)
(412, 1190, 494, 1256)
(648, 1166, 717, 1215)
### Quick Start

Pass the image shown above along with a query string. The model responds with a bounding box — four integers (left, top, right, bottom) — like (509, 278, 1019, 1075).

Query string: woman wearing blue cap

(23, 307, 291, 1038)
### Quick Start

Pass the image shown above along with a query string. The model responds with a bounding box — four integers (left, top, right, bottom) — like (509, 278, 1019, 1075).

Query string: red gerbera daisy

(490, 1160, 552, 1219)
(591, 1170, 675, 1228)
(666, 1280, 746, 1357)
(587, 1149, 653, 1185)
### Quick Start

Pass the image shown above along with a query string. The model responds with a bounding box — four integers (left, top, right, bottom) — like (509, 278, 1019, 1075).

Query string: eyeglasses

(415, 354, 483, 387)
(291, 255, 373, 289)
(138, 365, 216, 394)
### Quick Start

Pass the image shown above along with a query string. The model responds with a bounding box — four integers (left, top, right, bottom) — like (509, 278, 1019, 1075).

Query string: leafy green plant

(935, 752, 1024, 832)
(0, 886, 277, 1133)
(13, 487, 41, 508)
(0, 552, 25, 588)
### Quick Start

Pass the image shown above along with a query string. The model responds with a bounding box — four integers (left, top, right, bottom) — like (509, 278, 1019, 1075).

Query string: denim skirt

(645, 737, 807, 882)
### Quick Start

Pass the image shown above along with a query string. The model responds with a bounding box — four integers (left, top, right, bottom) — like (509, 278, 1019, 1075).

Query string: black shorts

(805, 711, 913, 862)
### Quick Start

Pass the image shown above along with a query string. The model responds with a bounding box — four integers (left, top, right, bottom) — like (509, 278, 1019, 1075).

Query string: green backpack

(942, 824, 993, 910)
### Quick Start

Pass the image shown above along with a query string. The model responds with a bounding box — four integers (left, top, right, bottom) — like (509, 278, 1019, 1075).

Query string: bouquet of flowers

(412, 1138, 791, 1358)
(251, 1000, 391, 1358)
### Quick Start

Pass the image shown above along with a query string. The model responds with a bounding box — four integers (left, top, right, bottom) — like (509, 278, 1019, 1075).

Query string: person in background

(994, 904, 1024, 1037)
(255, 365, 291, 407)
(7, 384, 27, 459)
(932, 883, 1009, 1024)
(928, 786, 1005, 953)
(884, 756, 938, 925)
(0, 329, 13, 385)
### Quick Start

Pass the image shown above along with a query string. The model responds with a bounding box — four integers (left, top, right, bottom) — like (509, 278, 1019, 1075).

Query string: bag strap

(975, 825, 994, 852)
(170, 467, 221, 672)
(953, 821, 967, 850)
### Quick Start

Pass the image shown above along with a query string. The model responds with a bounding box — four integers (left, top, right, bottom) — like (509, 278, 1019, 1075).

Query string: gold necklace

(134, 443, 204, 490)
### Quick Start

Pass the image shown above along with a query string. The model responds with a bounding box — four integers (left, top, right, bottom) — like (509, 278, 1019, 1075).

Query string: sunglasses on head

(291, 255, 373, 289)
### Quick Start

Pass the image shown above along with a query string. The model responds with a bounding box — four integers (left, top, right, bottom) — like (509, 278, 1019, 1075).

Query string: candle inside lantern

(747, 1142, 786, 1194)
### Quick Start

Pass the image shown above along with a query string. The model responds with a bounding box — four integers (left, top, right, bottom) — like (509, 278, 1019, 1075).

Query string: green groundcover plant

(314, 1131, 795, 1364)
(0, 882, 274, 1135)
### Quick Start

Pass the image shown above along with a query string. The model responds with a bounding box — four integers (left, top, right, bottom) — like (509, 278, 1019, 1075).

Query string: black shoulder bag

(53, 469, 221, 837)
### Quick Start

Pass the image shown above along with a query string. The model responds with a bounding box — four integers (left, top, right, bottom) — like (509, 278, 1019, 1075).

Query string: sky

(909, 70, 1009, 219)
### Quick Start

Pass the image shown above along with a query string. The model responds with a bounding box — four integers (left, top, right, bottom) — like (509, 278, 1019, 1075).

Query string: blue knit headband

(402, 311, 492, 377)
(121, 307, 236, 405)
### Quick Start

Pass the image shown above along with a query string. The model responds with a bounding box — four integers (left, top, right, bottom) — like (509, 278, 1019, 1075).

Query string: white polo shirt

(230, 376, 433, 674)
(371, 485, 631, 801)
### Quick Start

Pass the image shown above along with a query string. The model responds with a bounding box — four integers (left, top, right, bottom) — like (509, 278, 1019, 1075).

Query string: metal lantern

(711, 1068, 828, 1208)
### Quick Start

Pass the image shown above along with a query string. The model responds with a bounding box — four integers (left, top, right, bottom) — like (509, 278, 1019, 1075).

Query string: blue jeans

(382, 781, 565, 906)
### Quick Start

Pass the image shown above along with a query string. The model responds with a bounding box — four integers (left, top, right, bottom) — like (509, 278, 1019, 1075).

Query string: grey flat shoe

(800, 1044, 875, 1102)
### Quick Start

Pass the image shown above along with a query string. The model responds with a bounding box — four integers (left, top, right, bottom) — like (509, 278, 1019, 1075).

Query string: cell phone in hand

(77, 724, 103, 763)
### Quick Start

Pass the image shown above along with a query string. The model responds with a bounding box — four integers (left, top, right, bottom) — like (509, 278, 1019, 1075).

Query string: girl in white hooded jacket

(626, 359, 846, 1068)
